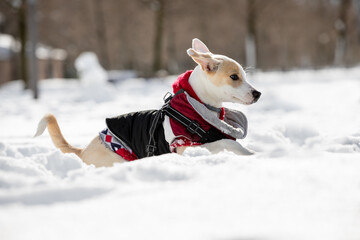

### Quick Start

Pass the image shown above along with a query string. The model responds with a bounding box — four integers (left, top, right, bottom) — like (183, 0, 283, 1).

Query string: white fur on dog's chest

(163, 115, 176, 145)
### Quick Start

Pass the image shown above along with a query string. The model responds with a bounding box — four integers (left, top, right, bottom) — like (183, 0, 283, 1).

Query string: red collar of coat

(172, 70, 225, 120)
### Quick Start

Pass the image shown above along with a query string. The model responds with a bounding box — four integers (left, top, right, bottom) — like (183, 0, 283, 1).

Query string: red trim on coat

(172, 70, 225, 119)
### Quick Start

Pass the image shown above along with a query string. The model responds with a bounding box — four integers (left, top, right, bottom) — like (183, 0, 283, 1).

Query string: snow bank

(0, 67, 360, 240)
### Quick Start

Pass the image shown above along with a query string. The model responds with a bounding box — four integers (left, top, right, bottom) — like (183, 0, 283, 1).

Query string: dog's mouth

(232, 96, 252, 105)
(252, 97, 260, 104)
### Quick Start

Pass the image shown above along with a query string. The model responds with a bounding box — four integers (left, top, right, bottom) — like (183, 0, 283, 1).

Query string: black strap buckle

(163, 92, 173, 103)
(146, 145, 157, 157)
(187, 121, 201, 135)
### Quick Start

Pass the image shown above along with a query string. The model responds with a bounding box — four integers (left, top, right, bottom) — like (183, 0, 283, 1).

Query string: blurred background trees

(1, 0, 360, 80)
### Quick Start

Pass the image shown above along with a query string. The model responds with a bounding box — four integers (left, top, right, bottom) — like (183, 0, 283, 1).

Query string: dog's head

(187, 38, 261, 105)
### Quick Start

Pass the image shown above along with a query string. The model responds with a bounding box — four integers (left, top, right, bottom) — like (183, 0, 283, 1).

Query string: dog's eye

(230, 74, 239, 80)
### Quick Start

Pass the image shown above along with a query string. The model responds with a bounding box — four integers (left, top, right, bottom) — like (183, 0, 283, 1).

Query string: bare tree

(245, 0, 258, 69)
(27, 0, 38, 99)
(3, 0, 360, 76)
(334, 0, 352, 65)
(354, 0, 360, 41)
(3, 0, 28, 88)
(138, 0, 166, 75)
(152, 0, 165, 73)
(92, 0, 110, 69)
(166, 9, 178, 74)
(19, 0, 28, 89)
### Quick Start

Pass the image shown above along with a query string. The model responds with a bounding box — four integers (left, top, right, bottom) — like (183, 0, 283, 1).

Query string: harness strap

(146, 90, 225, 157)
(146, 91, 178, 157)
(162, 105, 207, 140)
(146, 110, 162, 157)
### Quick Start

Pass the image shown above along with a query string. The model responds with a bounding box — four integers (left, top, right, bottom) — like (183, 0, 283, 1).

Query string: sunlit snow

(0, 67, 360, 240)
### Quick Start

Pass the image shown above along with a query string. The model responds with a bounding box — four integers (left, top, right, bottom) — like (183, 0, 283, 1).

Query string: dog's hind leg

(80, 136, 126, 167)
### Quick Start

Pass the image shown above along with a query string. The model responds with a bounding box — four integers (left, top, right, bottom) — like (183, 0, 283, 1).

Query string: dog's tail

(34, 113, 82, 157)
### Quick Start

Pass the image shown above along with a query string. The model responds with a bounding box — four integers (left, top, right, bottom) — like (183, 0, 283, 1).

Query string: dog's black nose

(252, 90, 261, 102)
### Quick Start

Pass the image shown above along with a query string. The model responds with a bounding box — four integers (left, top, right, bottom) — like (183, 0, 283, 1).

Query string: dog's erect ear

(187, 48, 220, 72)
(192, 38, 210, 53)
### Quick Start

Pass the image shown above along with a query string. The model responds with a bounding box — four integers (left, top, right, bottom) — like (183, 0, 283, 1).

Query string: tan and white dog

(34, 39, 261, 167)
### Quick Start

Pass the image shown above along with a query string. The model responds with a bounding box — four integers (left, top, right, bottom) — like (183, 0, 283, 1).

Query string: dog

(34, 38, 261, 167)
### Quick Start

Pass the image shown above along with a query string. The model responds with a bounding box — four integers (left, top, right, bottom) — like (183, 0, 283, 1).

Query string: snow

(0, 67, 360, 240)
(75, 52, 108, 85)
(36, 45, 67, 61)
(0, 34, 17, 60)
(0, 34, 15, 49)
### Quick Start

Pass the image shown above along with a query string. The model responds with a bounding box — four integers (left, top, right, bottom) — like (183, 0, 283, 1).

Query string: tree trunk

(152, 0, 165, 73)
(27, 0, 38, 99)
(19, 0, 29, 89)
(245, 0, 257, 69)
(93, 0, 110, 69)
(353, 0, 360, 42)
(166, 12, 178, 74)
(334, 0, 351, 65)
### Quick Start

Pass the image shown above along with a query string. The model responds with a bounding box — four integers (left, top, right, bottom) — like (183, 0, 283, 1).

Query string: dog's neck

(189, 66, 223, 108)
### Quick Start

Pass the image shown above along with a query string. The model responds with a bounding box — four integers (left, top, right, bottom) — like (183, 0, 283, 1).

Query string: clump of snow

(74, 52, 119, 102)
(0, 34, 17, 60)
(182, 146, 211, 157)
(75, 52, 108, 85)
(36, 45, 67, 61)
(0, 67, 360, 240)
(36, 45, 51, 60)
(0, 34, 14, 48)
(50, 48, 67, 61)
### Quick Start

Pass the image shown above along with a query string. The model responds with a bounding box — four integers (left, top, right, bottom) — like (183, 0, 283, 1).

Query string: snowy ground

(0, 68, 360, 240)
